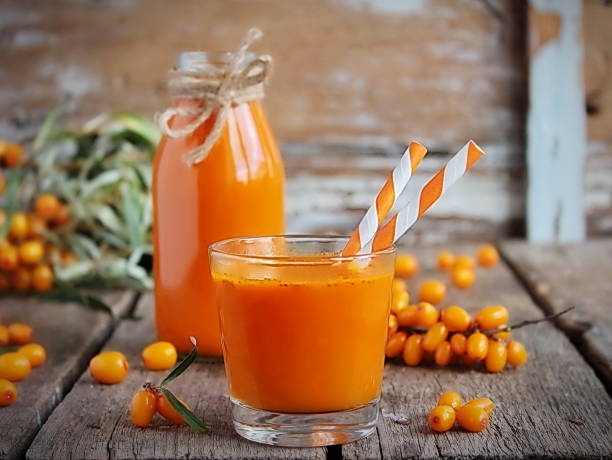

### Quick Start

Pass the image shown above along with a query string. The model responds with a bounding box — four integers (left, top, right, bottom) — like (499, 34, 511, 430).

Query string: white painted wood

(527, 0, 586, 242)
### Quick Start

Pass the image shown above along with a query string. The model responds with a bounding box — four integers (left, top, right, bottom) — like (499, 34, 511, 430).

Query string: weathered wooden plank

(27, 294, 326, 460)
(500, 239, 612, 389)
(343, 243, 612, 459)
(0, 291, 134, 460)
(527, 0, 586, 242)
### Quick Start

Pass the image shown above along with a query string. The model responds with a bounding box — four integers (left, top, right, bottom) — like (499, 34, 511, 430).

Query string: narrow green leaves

(161, 388, 208, 433)
(160, 338, 198, 386)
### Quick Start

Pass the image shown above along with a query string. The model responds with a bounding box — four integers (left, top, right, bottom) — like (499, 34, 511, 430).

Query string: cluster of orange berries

(0, 194, 74, 293)
(428, 391, 494, 433)
(0, 319, 46, 406)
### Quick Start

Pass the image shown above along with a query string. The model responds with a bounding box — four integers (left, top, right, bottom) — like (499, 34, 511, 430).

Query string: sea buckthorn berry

(464, 398, 495, 415)
(485, 340, 507, 373)
(403, 334, 424, 366)
(158, 393, 187, 424)
(493, 325, 511, 341)
(456, 404, 489, 432)
(391, 278, 407, 294)
(390, 289, 409, 314)
(422, 322, 448, 352)
(395, 254, 419, 278)
(9, 212, 28, 241)
(0, 378, 17, 406)
(450, 333, 467, 356)
(0, 272, 9, 292)
(8, 323, 33, 344)
(385, 331, 408, 358)
(388, 314, 398, 336)
(434, 341, 453, 366)
(437, 251, 455, 271)
(4, 144, 25, 167)
(428, 405, 456, 432)
(32, 264, 54, 292)
(506, 341, 528, 367)
(27, 214, 46, 238)
(52, 204, 70, 226)
(477, 244, 499, 267)
(0, 325, 9, 346)
(142, 341, 178, 371)
(89, 351, 129, 384)
(475, 306, 509, 330)
(441, 306, 471, 332)
(437, 391, 463, 409)
(0, 244, 18, 271)
(466, 332, 488, 360)
(18, 240, 44, 265)
(35, 194, 60, 220)
(418, 280, 446, 304)
(130, 389, 158, 427)
(60, 250, 77, 265)
(18, 343, 46, 367)
(397, 305, 418, 327)
(451, 268, 475, 289)
(11, 267, 32, 292)
(0, 352, 31, 381)
(454, 254, 475, 271)
(414, 302, 440, 328)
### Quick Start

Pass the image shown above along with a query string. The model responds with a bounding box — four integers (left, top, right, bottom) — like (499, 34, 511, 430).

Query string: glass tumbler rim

(208, 234, 396, 265)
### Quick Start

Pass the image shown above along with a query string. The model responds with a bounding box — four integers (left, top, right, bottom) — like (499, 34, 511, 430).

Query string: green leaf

(33, 107, 65, 151)
(161, 388, 208, 433)
(161, 340, 199, 386)
(43, 281, 113, 314)
(0, 168, 25, 239)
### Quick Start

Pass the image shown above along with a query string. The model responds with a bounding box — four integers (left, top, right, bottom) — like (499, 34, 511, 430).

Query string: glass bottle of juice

(153, 47, 284, 356)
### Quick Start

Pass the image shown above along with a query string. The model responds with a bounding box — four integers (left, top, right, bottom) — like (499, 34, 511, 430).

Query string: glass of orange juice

(210, 236, 395, 447)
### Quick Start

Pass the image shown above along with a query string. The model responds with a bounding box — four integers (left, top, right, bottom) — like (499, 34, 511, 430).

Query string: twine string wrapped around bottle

(156, 28, 271, 166)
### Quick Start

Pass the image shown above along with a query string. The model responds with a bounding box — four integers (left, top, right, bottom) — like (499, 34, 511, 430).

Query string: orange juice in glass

(210, 236, 395, 447)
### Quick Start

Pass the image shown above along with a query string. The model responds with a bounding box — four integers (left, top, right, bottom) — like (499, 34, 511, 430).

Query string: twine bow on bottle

(156, 28, 272, 166)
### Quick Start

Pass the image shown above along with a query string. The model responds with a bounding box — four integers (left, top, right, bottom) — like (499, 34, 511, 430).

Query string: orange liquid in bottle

(153, 100, 284, 355)
(212, 268, 393, 413)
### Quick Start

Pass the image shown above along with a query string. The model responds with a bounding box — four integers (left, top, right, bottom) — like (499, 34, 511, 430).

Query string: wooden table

(2, 242, 612, 460)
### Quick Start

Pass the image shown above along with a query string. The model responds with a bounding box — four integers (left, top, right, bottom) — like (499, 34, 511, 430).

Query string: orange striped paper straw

(342, 142, 427, 256)
(363, 140, 484, 253)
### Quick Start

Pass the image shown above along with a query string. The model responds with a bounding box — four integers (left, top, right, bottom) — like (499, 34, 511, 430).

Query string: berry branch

(481, 306, 575, 337)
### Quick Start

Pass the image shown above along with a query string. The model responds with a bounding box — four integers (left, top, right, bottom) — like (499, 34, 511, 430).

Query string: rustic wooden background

(0, 0, 610, 242)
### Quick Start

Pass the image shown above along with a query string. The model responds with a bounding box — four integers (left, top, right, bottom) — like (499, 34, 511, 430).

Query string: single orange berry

(451, 268, 475, 289)
(18, 343, 46, 367)
(475, 306, 509, 330)
(466, 332, 488, 360)
(413, 302, 440, 328)
(422, 322, 448, 352)
(388, 314, 398, 336)
(456, 404, 489, 432)
(390, 289, 409, 314)
(441, 306, 471, 332)
(32, 264, 54, 292)
(437, 251, 455, 271)
(35, 194, 61, 220)
(0, 325, 8, 346)
(428, 405, 456, 432)
(506, 341, 528, 366)
(8, 212, 28, 241)
(464, 398, 495, 415)
(385, 331, 408, 358)
(142, 341, 178, 371)
(402, 334, 424, 366)
(18, 240, 44, 265)
(397, 304, 418, 327)
(485, 339, 507, 373)
(450, 333, 467, 356)
(89, 351, 129, 384)
(0, 244, 18, 271)
(8, 323, 33, 344)
(437, 391, 462, 409)
(454, 254, 475, 271)
(27, 213, 46, 238)
(434, 341, 453, 366)
(60, 250, 77, 265)
(52, 204, 70, 226)
(130, 389, 158, 427)
(4, 144, 25, 168)
(158, 393, 187, 425)
(0, 352, 31, 381)
(0, 272, 9, 292)
(0, 378, 17, 406)
(477, 244, 499, 267)
(11, 267, 32, 292)
(391, 278, 407, 294)
(395, 254, 419, 277)
(418, 280, 446, 304)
